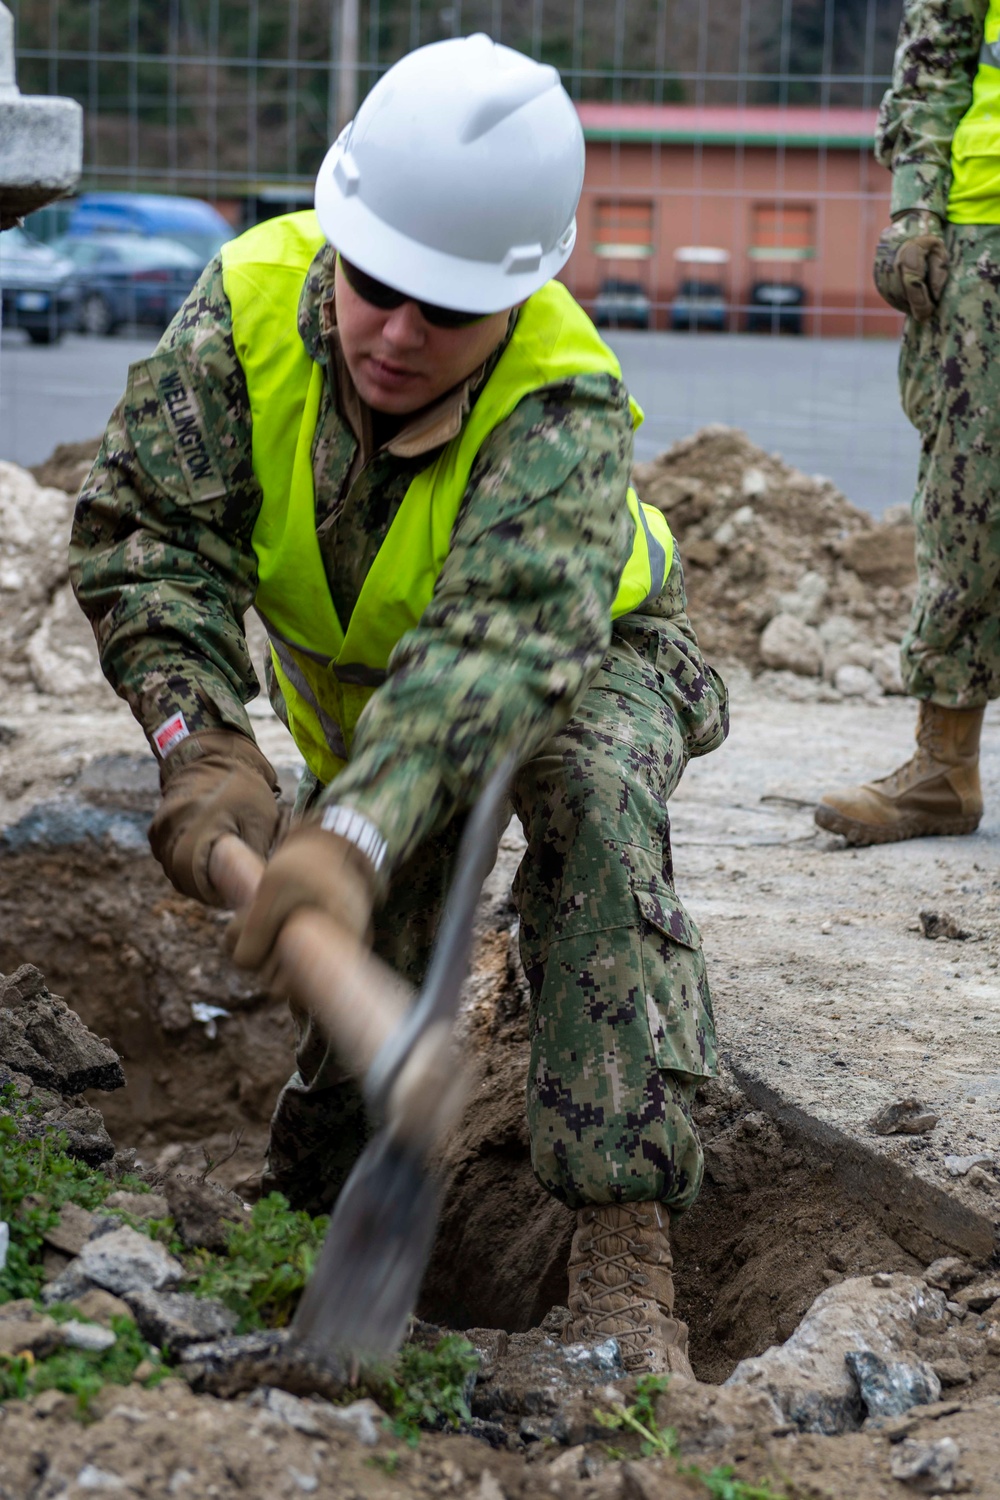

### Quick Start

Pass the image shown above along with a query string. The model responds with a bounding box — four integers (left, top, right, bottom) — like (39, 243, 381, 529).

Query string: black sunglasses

(338, 255, 488, 330)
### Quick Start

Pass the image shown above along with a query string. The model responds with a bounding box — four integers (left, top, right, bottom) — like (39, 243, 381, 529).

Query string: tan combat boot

(814, 702, 984, 846)
(565, 1202, 694, 1378)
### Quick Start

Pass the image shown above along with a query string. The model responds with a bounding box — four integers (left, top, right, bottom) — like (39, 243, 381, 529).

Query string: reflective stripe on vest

(222, 212, 673, 784)
(949, 0, 1000, 223)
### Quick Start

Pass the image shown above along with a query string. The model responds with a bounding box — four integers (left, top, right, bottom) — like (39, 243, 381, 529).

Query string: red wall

(562, 139, 902, 338)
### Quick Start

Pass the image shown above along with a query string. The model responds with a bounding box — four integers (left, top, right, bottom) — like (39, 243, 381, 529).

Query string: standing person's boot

(814, 702, 984, 845)
(565, 1202, 694, 1377)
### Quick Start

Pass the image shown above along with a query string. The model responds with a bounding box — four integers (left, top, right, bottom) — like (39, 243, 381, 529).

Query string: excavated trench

(0, 776, 933, 1387)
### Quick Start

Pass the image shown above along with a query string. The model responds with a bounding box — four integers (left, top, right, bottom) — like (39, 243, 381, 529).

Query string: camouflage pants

(898, 222, 1000, 707)
(265, 563, 727, 1217)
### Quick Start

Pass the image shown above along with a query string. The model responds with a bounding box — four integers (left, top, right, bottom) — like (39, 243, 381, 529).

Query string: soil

(633, 424, 917, 680)
(2, 449, 1000, 1496)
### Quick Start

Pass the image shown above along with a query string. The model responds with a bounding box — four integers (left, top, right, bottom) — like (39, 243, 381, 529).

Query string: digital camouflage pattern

(70, 227, 727, 1210)
(876, 0, 988, 217)
(266, 561, 727, 1215)
(898, 223, 1000, 706)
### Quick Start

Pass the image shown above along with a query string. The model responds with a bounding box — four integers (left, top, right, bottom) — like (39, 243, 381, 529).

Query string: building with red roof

(561, 103, 898, 337)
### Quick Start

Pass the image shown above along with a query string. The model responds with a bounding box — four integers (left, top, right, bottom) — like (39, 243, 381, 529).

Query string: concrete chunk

(125, 1289, 237, 1355)
(0, 4, 82, 227)
(76, 1226, 183, 1296)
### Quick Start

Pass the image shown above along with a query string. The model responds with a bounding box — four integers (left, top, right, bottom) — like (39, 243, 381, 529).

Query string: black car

(746, 280, 806, 334)
(593, 278, 652, 330)
(52, 233, 204, 336)
(0, 227, 80, 344)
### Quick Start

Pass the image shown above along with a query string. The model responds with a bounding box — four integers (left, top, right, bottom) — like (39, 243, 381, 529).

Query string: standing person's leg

(263, 813, 457, 1214)
(512, 596, 725, 1374)
(816, 224, 1000, 844)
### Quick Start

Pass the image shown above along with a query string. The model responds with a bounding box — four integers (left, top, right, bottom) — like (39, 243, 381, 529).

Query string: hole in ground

(0, 841, 928, 1381)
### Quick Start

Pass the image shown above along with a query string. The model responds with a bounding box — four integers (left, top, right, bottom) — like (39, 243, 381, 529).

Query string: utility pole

(337, 0, 359, 133)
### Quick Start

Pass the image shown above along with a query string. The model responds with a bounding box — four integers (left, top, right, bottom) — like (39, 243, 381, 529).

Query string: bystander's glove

(226, 823, 377, 989)
(148, 729, 284, 905)
(872, 210, 949, 322)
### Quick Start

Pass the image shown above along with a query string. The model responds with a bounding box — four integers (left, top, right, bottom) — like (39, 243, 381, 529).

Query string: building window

(594, 199, 654, 260)
(750, 203, 815, 261)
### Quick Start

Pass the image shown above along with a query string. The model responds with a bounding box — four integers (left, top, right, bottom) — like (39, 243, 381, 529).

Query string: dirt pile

(634, 425, 917, 697)
(0, 460, 108, 704)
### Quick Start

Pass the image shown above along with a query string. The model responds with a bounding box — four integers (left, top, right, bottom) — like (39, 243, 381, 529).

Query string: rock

(321, 1398, 384, 1447)
(164, 1174, 246, 1252)
(560, 1339, 623, 1375)
(40, 1260, 93, 1305)
(845, 1350, 940, 1420)
(125, 1289, 238, 1355)
(180, 1330, 347, 1402)
(104, 1191, 170, 1221)
(0, 1219, 8, 1273)
(465, 1327, 511, 1378)
(0, 966, 124, 1093)
(889, 1435, 960, 1492)
(775, 570, 828, 625)
(838, 525, 916, 590)
(924, 1259, 974, 1291)
(69, 1288, 133, 1327)
(61, 1319, 117, 1353)
(919, 912, 970, 942)
(0, 1313, 63, 1357)
(955, 1283, 1000, 1312)
(725, 1275, 948, 1435)
(870, 643, 905, 694)
(871, 1100, 939, 1137)
(931, 1356, 971, 1388)
(75, 1466, 127, 1492)
(40, 1103, 116, 1166)
(247, 1386, 330, 1437)
(42, 1201, 98, 1256)
(965, 1165, 997, 1194)
(759, 614, 822, 677)
(944, 1154, 995, 1178)
(76, 1225, 183, 1296)
(833, 664, 881, 699)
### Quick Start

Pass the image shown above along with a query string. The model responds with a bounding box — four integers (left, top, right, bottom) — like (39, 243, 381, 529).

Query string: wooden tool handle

(209, 833, 410, 1081)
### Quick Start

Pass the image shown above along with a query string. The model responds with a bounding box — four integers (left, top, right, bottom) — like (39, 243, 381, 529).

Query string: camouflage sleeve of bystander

(875, 0, 989, 218)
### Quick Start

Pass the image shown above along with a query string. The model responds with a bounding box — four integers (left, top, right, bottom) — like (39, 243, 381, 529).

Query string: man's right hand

(873, 210, 949, 322)
(148, 729, 284, 905)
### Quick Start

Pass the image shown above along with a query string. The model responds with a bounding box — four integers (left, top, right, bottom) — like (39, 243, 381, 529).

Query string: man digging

(69, 36, 727, 1376)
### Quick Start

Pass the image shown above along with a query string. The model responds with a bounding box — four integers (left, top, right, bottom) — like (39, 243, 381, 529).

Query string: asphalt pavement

(0, 325, 920, 518)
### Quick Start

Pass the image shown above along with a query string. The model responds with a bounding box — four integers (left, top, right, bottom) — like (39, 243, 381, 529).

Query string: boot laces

(572, 1208, 659, 1358)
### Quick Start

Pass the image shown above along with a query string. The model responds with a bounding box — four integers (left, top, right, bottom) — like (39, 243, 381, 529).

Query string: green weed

(188, 1192, 328, 1329)
(378, 1334, 479, 1447)
(0, 1097, 151, 1304)
(595, 1376, 786, 1500)
(0, 1316, 162, 1418)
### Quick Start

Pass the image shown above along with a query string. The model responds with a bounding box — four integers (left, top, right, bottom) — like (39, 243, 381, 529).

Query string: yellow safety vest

(949, 0, 1000, 222)
(222, 212, 673, 784)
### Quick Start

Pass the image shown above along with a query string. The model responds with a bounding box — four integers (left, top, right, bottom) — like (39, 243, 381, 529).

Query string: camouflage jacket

(69, 244, 635, 872)
(876, 0, 989, 217)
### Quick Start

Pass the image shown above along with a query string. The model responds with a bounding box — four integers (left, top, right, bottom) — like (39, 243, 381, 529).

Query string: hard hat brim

(315, 139, 577, 316)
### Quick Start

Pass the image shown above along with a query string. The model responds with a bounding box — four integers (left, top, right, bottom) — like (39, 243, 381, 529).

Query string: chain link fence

(5, 1, 919, 511)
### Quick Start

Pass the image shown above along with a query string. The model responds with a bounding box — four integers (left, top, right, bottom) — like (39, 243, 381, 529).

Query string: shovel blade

(290, 1129, 441, 1363)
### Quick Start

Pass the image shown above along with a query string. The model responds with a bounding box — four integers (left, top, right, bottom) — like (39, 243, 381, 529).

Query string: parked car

(65, 192, 235, 265)
(746, 280, 806, 334)
(52, 234, 204, 335)
(0, 227, 80, 344)
(593, 278, 652, 330)
(670, 278, 728, 332)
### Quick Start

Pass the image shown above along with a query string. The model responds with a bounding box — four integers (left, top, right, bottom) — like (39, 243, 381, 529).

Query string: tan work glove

(148, 729, 284, 905)
(872, 210, 949, 322)
(226, 823, 376, 990)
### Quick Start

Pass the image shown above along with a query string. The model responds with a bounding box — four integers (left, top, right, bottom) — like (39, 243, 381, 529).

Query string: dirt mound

(634, 425, 917, 696)
(28, 436, 103, 497)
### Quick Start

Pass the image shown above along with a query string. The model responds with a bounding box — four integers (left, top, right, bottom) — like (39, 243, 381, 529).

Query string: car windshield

(678, 280, 723, 298)
(53, 234, 202, 270)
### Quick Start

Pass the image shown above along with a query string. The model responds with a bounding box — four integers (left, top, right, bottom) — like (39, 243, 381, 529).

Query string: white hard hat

(315, 34, 584, 314)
